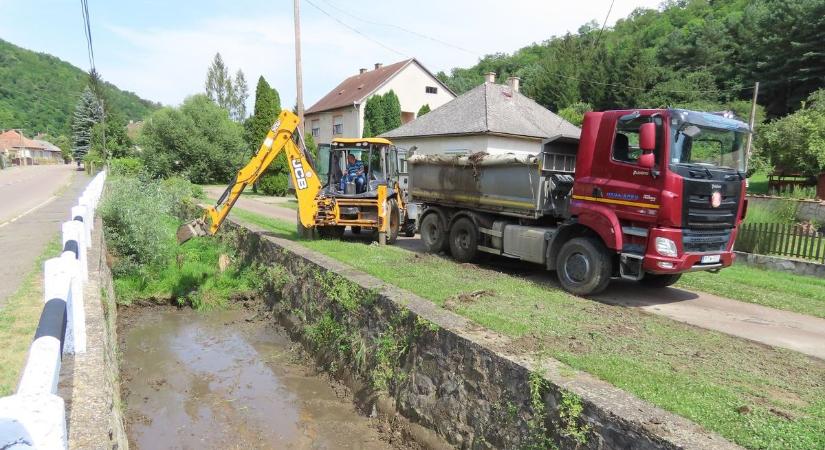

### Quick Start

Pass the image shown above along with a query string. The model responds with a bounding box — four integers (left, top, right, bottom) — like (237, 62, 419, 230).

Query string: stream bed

(119, 306, 408, 449)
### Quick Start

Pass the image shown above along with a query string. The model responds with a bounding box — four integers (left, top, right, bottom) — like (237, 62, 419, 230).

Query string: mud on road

(118, 303, 420, 450)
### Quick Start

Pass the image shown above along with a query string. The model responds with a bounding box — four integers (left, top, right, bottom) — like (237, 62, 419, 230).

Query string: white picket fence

(0, 171, 106, 450)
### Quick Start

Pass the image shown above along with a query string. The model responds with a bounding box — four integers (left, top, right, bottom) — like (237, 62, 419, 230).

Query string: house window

(425, 86, 438, 94)
(332, 115, 344, 135)
(311, 119, 320, 137)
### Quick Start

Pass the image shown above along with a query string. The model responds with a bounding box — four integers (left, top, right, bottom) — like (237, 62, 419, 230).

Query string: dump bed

(407, 153, 549, 219)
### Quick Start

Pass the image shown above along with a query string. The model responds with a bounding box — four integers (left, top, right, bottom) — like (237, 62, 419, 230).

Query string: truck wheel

(556, 237, 612, 296)
(402, 217, 416, 237)
(420, 212, 448, 254)
(351, 226, 362, 235)
(387, 199, 401, 245)
(449, 217, 478, 263)
(640, 273, 682, 288)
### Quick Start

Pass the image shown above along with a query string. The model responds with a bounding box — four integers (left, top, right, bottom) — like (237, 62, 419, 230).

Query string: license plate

(701, 255, 721, 264)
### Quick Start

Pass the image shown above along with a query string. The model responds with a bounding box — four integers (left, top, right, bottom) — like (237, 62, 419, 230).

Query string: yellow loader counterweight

(177, 110, 321, 244)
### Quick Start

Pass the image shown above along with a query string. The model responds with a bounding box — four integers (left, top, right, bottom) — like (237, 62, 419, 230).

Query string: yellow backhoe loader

(177, 110, 411, 245)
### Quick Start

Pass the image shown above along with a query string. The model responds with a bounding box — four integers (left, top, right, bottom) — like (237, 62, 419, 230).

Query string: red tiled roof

(0, 130, 48, 150)
(305, 59, 413, 114)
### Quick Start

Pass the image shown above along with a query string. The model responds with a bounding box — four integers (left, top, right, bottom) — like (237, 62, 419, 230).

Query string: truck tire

(555, 237, 612, 296)
(640, 273, 682, 288)
(351, 226, 362, 234)
(387, 199, 401, 245)
(448, 217, 478, 263)
(420, 212, 448, 254)
(402, 216, 416, 237)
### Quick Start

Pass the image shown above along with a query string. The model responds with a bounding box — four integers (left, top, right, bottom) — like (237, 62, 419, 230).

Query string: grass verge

(0, 237, 61, 396)
(679, 265, 825, 318)
(229, 208, 825, 449)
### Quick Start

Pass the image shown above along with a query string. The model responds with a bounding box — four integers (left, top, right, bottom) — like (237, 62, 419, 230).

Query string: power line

(592, 0, 615, 49)
(80, 0, 95, 71)
(319, 0, 480, 56)
(303, 0, 406, 57)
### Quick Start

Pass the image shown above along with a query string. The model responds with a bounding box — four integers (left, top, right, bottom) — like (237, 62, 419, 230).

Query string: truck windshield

(669, 125, 746, 172)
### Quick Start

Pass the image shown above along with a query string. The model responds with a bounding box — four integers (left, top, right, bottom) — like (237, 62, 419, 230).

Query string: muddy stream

(119, 306, 409, 449)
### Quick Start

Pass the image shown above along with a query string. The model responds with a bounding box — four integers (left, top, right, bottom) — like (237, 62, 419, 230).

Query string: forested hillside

(437, 0, 824, 118)
(0, 38, 160, 136)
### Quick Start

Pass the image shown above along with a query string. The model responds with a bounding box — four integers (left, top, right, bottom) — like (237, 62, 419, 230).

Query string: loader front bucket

(176, 218, 209, 244)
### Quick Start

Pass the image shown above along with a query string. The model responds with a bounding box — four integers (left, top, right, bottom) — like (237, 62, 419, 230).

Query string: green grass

(679, 265, 825, 318)
(228, 208, 825, 449)
(748, 171, 769, 195)
(113, 219, 258, 310)
(0, 237, 61, 396)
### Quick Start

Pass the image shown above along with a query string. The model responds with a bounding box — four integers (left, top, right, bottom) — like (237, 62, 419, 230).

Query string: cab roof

(332, 137, 393, 146)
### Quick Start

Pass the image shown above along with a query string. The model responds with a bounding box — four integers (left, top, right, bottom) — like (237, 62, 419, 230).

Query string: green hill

(0, 38, 160, 137)
(437, 0, 824, 118)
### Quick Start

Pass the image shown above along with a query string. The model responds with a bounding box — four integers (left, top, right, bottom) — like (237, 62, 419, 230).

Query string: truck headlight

(655, 237, 678, 257)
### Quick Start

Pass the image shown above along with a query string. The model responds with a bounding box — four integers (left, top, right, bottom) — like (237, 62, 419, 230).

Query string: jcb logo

(292, 158, 311, 190)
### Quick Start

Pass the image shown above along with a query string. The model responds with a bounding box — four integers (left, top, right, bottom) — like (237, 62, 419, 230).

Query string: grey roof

(381, 82, 581, 140)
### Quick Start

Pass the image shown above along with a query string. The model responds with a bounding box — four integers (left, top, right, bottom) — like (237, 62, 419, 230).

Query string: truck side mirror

(639, 122, 656, 151)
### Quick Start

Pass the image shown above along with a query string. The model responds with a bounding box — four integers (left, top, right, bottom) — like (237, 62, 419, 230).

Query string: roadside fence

(0, 171, 106, 449)
(735, 222, 825, 263)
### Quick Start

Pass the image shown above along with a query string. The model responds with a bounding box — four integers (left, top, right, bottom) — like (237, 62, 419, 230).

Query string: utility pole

(745, 81, 760, 161)
(294, 0, 304, 125)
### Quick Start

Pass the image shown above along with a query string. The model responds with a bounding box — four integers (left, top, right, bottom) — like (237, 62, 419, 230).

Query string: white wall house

(304, 59, 455, 144)
(381, 73, 581, 157)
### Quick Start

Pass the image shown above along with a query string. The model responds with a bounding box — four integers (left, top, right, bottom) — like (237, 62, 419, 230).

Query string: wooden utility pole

(294, 0, 304, 125)
(745, 81, 760, 160)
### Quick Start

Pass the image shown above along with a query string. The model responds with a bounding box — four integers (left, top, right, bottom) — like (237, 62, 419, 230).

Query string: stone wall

(222, 219, 739, 450)
(734, 251, 825, 277)
(58, 217, 128, 449)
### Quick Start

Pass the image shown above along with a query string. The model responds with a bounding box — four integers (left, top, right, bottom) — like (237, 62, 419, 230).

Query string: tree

(758, 89, 825, 176)
(557, 102, 593, 127)
(205, 53, 234, 111)
(417, 104, 431, 117)
(362, 95, 385, 137)
(382, 90, 402, 131)
(232, 70, 249, 121)
(72, 86, 103, 163)
(244, 76, 285, 194)
(138, 94, 246, 184)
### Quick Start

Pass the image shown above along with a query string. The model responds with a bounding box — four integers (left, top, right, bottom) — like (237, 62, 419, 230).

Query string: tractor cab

(325, 138, 401, 197)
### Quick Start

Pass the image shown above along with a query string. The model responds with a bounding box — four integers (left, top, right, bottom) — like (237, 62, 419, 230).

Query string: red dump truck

(408, 109, 750, 295)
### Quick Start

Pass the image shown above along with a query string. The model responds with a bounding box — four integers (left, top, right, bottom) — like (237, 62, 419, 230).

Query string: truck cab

(570, 109, 748, 286)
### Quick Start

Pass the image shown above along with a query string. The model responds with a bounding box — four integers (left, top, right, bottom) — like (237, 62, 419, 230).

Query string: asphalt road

(205, 188, 825, 360)
(0, 165, 88, 308)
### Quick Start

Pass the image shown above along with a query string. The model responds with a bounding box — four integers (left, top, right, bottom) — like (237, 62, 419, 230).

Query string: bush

(99, 175, 202, 275)
(258, 173, 289, 196)
(109, 157, 144, 177)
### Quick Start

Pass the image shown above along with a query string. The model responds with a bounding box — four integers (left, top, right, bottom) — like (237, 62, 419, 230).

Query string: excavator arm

(177, 110, 322, 244)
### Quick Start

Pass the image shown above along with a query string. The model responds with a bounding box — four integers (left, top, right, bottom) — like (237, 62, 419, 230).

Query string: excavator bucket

(176, 218, 209, 244)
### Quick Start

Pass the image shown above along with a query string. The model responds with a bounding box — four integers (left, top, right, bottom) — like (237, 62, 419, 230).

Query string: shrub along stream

(100, 175, 258, 309)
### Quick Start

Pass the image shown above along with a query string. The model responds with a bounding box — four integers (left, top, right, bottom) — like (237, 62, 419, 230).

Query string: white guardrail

(0, 171, 106, 450)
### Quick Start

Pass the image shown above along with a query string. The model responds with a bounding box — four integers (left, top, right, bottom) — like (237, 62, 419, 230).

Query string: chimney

(375, 62, 383, 70)
(359, 68, 368, 74)
(507, 76, 520, 93)
(484, 72, 496, 83)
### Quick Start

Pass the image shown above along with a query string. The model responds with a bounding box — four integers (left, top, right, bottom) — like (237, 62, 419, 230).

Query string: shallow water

(120, 307, 391, 449)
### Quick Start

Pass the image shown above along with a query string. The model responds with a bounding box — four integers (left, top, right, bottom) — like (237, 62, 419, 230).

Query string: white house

(381, 73, 581, 156)
(304, 58, 455, 143)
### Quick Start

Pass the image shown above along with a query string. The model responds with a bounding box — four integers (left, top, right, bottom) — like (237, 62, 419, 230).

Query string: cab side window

(612, 129, 642, 164)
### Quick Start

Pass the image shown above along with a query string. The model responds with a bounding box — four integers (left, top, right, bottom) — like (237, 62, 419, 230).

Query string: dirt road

(205, 190, 825, 360)
(0, 165, 88, 307)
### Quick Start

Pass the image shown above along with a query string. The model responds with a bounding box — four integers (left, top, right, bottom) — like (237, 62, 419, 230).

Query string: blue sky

(0, 0, 662, 109)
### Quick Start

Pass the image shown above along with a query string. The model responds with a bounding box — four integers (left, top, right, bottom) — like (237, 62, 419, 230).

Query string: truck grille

(682, 179, 741, 229)
(682, 229, 731, 253)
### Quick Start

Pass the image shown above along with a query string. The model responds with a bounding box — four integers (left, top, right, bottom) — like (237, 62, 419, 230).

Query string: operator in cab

(340, 153, 366, 193)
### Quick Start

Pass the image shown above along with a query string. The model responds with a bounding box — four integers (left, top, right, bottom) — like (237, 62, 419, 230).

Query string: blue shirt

(346, 160, 364, 177)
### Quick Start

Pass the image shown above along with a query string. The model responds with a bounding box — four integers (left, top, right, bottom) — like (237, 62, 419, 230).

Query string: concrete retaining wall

(58, 216, 128, 449)
(223, 219, 739, 450)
